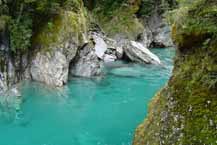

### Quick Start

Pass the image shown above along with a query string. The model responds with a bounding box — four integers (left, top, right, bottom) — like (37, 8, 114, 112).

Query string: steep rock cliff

(31, 1, 88, 87)
(133, 0, 217, 144)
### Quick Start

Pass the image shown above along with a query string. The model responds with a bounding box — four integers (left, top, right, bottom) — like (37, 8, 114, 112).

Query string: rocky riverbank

(0, 0, 173, 104)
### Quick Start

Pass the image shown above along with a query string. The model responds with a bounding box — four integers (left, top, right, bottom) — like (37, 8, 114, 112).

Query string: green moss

(134, 38, 217, 145)
(33, 2, 87, 52)
(134, 0, 217, 144)
(92, 0, 144, 38)
(0, 15, 10, 31)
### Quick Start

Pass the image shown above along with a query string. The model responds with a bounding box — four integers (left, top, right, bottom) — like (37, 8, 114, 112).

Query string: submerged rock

(0, 86, 22, 111)
(70, 43, 103, 77)
(9, 87, 21, 97)
(124, 41, 161, 65)
(31, 51, 68, 87)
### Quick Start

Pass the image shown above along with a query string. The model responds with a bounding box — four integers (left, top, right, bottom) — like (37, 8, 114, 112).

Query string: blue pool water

(0, 48, 175, 145)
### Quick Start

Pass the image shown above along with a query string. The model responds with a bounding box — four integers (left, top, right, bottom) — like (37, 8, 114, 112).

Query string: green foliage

(0, 15, 9, 30)
(90, 0, 143, 38)
(137, 0, 176, 17)
(169, 0, 217, 35)
(9, 16, 32, 53)
(0, 0, 84, 52)
(137, 0, 155, 17)
(94, 0, 129, 16)
(88, 0, 176, 37)
(63, 0, 81, 12)
(32, 6, 87, 52)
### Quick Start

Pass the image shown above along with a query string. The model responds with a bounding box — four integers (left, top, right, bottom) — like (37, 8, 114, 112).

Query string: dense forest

(0, 0, 175, 52)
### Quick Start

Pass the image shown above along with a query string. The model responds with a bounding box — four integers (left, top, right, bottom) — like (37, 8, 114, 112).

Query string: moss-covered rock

(33, 3, 88, 52)
(133, 0, 217, 144)
(30, 0, 88, 86)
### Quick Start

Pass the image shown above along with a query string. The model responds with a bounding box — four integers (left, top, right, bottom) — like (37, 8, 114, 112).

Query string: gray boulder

(137, 28, 153, 48)
(90, 32, 125, 60)
(70, 43, 103, 77)
(124, 41, 161, 65)
(154, 25, 174, 47)
(31, 51, 68, 87)
(139, 12, 174, 48)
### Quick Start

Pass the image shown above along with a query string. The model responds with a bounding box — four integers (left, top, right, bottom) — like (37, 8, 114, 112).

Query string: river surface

(0, 48, 175, 145)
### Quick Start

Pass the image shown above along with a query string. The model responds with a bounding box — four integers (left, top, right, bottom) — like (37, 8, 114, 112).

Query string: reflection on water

(0, 48, 175, 145)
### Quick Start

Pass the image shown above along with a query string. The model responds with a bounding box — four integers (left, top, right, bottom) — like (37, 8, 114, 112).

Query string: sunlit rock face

(124, 41, 161, 65)
(31, 51, 68, 87)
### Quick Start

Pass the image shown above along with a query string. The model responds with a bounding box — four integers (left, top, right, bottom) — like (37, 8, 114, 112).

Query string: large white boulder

(124, 41, 161, 65)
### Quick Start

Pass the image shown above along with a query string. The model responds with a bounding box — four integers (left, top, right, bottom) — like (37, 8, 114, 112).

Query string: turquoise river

(0, 48, 175, 145)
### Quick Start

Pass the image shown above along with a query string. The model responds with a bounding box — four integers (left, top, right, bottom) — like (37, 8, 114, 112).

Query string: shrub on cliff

(0, 0, 84, 53)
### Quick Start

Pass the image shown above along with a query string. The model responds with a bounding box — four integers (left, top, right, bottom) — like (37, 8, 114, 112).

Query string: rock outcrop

(31, 51, 68, 87)
(31, 7, 87, 86)
(124, 41, 161, 65)
(91, 32, 120, 62)
(137, 28, 153, 49)
(138, 12, 174, 48)
(153, 23, 173, 48)
(70, 42, 103, 77)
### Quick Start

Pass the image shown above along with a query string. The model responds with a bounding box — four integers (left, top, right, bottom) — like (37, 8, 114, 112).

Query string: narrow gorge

(0, 0, 216, 145)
